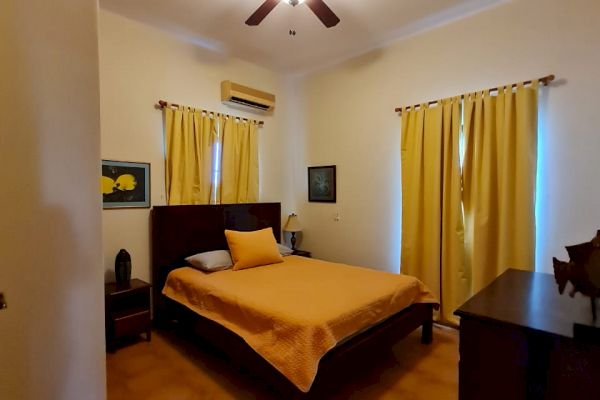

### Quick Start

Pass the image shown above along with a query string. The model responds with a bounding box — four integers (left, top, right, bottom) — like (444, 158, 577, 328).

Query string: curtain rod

(156, 100, 264, 126)
(394, 74, 555, 114)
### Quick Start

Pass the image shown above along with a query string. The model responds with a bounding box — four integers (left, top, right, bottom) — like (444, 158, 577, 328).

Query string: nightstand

(105, 278, 151, 350)
(292, 249, 312, 258)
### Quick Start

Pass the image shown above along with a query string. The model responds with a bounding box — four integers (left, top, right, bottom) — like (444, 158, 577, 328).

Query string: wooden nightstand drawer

(113, 308, 150, 338)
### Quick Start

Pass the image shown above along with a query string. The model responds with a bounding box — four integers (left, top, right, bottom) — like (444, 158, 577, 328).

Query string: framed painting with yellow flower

(101, 160, 150, 209)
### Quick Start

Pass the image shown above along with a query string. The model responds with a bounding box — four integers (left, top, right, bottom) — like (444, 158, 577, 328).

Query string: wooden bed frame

(151, 203, 434, 396)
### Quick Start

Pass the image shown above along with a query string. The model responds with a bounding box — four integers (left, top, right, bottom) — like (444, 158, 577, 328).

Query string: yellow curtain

(440, 98, 469, 324)
(462, 81, 538, 293)
(220, 117, 259, 204)
(401, 98, 466, 322)
(164, 107, 216, 205)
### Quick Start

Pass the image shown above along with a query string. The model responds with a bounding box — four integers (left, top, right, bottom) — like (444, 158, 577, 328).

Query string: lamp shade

(283, 213, 302, 232)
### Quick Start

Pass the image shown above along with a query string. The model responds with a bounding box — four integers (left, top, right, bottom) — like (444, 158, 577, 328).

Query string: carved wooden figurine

(553, 230, 600, 320)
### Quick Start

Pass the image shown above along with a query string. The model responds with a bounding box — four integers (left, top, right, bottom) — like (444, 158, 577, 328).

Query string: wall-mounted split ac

(221, 80, 275, 112)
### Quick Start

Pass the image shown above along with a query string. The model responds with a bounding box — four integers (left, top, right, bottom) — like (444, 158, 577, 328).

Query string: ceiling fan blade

(306, 0, 340, 28)
(245, 0, 280, 26)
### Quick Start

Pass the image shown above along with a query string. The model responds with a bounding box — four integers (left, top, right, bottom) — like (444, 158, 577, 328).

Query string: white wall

(295, 0, 600, 273)
(99, 10, 295, 282)
(0, 0, 105, 399)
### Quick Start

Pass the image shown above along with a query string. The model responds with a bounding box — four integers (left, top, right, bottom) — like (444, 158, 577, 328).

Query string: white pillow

(277, 243, 293, 256)
(185, 250, 233, 272)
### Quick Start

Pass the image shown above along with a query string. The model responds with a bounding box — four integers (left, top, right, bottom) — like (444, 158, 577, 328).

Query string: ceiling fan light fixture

(285, 0, 306, 5)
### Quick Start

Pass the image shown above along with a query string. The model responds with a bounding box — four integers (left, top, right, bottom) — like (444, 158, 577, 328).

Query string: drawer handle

(0, 292, 7, 310)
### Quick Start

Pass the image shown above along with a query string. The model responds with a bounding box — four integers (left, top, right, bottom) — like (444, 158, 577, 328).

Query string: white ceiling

(99, 0, 506, 75)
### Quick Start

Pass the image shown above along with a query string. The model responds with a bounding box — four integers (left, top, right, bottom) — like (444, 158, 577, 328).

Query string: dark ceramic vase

(115, 249, 132, 283)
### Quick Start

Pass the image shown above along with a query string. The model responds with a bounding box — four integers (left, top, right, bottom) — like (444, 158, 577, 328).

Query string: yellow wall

(99, 10, 295, 282)
(295, 0, 600, 273)
(0, 0, 105, 398)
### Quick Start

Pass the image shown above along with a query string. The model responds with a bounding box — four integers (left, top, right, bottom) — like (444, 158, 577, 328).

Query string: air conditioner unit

(221, 81, 275, 112)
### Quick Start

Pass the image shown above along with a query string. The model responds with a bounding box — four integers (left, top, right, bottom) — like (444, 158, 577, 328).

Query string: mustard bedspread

(162, 255, 437, 392)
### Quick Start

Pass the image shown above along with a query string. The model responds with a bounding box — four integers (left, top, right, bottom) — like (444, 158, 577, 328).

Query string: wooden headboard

(151, 203, 281, 322)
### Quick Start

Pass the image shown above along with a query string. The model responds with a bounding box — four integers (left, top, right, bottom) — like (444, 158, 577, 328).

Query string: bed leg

(421, 319, 433, 344)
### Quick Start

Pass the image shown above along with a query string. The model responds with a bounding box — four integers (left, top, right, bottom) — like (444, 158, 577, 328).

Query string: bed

(152, 203, 436, 395)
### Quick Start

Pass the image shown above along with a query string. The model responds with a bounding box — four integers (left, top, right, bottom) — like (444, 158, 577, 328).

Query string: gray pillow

(277, 243, 293, 256)
(185, 250, 233, 272)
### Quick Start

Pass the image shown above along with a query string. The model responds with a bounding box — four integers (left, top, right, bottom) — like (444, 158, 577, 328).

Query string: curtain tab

(441, 96, 459, 105)
(210, 125, 219, 146)
(531, 79, 539, 90)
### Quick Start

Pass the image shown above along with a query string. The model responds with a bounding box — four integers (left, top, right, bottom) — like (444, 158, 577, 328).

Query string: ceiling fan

(245, 0, 340, 28)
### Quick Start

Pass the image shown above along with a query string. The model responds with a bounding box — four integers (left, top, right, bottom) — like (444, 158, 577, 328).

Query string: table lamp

(283, 213, 302, 250)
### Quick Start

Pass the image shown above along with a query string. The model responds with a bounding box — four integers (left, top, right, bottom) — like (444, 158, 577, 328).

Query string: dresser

(455, 269, 600, 400)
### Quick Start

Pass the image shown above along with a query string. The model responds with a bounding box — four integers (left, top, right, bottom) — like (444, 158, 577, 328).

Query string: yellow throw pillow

(225, 228, 284, 271)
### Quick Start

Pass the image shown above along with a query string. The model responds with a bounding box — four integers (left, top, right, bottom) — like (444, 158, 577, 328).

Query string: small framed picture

(101, 160, 150, 209)
(308, 165, 336, 203)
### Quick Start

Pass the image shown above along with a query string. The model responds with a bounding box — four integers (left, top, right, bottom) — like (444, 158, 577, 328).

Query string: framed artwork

(101, 160, 150, 209)
(308, 165, 336, 203)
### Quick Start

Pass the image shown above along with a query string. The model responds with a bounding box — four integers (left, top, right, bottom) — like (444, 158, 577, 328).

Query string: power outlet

(334, 212, 340, 222)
